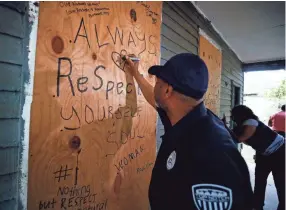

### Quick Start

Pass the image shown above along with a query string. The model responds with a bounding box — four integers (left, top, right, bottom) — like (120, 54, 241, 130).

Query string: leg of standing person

(253, 153, 272, 210)
(271, 144, 285, 210)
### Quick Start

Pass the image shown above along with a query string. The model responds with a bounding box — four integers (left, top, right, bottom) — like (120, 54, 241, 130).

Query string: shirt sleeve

(190, 148, 253, 210)
(243, 119, 259, 127)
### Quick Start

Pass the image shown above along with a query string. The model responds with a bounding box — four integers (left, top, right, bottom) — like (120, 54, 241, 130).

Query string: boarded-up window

(28, 2, 162, 210)
(199, 35, 222, 114)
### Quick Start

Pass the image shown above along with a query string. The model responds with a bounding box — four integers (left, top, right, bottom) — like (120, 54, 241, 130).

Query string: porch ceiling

(195, 1, 285, 64)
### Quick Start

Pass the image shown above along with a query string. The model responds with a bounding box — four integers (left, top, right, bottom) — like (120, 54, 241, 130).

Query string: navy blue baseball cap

(148, 53, 209, 100)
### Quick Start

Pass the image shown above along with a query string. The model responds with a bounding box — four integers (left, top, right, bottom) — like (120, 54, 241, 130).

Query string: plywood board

(199, 35, 222, 114)
(28, 2, 162, 210)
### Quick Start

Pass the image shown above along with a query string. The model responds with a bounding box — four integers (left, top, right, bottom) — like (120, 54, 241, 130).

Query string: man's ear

(165, 85, 173, 97)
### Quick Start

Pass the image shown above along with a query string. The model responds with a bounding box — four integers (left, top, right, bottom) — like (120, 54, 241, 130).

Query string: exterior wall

(0, 2, 33, 210)
(157, 1, 244, 148)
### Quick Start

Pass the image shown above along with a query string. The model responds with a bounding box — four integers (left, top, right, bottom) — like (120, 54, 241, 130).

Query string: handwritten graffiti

(39, 199, 57, 210)
(105, 128, 145, 157)
(60, 104, 142, 131)
(111, 50, 128, 72)
(57, 61, 142, 99)
(136, 1, 159, 24)
(54, 165, 73, 183)
(37, 185, 108, 210)
(137, 162, 154, 174)
(31, 1, 161, 209)
(114, 145, 145, 172)
(71, 17, 157, 56)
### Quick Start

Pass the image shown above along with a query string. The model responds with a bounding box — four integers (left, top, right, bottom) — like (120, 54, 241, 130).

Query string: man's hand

(124, 54, 140, 77)
(122, 54, 156, 108)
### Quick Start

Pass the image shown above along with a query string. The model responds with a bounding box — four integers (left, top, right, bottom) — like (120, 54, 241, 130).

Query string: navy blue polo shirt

(149, 103, 253, 210)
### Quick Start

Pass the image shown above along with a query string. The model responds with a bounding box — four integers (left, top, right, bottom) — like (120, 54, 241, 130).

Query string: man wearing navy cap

(125, 53, 253, 210)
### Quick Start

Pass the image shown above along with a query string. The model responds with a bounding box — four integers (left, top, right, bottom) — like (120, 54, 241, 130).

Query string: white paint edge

(20, 2, 39, 210)
(191, 1, 242, 60)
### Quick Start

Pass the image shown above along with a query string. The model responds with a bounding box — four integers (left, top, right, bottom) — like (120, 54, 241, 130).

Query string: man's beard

(155, 99, 167, 111)
(155, 101, 160, 108)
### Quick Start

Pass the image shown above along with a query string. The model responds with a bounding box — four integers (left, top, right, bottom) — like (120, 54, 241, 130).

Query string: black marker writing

(134, 29, 146, 56)
(128, 31, 136, 47)
(94, 24, 109, 49)
(85, 105, 94, 124)
(39, 199, 56, 210)
(92, 65, 105, 91)
(74, 17, 90, 48)
(60, 106, 81, 130)
(54, 165, 73, 183)
(148, 35, 157, 55)
(107, 26, 124, 45)
(77, 77, 88, 93)
(57, 57, 74, 97)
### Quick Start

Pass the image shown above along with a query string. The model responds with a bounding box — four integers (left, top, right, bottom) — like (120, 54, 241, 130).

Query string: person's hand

(124, 54, 139, 77)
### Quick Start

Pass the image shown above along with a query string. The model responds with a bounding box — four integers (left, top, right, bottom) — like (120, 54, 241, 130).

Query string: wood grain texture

(28, 2, 162, 210)
(199, 35, 222, 115)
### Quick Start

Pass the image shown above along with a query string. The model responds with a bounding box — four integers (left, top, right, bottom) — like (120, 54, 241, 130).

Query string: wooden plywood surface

(28, 2, 162, 210)
(199, 35, 222, 115)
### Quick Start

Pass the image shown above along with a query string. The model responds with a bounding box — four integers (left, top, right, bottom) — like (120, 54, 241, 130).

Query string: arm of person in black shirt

(124, 56, 156, 108)
(221, 116, 256, 143)
(190, 149, 253, 210)
(236, 125, 256, 142)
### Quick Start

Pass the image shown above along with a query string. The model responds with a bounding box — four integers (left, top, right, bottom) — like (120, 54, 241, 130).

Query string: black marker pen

(122, 55, 140, 62)
(129, 57, 140, 62)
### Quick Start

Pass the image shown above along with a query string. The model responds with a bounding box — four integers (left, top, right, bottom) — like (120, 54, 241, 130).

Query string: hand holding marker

(122, 55, 140, 62)
(121, 54, 140, 76)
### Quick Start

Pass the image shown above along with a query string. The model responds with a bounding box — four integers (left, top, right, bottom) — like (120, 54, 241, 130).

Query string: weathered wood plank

(162, 12, 198, 47)
(161, 24, 197, 53)
(163, 3, 198, 39)
(0, 6, 23, 38)
(161, 35, 189, 54)
(161, 46, 176, 60)
(0, 34, 22, 65)
(0, 119, 19, 147)
(0, 92, 21, 118)
(0, 147, 19, 175)
(0, 173, 17, 202)
(0, 63, 22, 91)
(166, 2, 198, 31)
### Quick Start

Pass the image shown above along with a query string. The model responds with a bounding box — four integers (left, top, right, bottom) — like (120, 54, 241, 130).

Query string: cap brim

(148, 65, 163, 76)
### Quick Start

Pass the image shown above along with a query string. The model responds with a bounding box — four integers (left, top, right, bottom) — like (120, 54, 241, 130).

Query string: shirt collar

(163, 102, 207, 139)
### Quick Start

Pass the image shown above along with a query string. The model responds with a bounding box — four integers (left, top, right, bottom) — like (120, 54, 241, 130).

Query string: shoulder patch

(192, 184, 233, 210)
